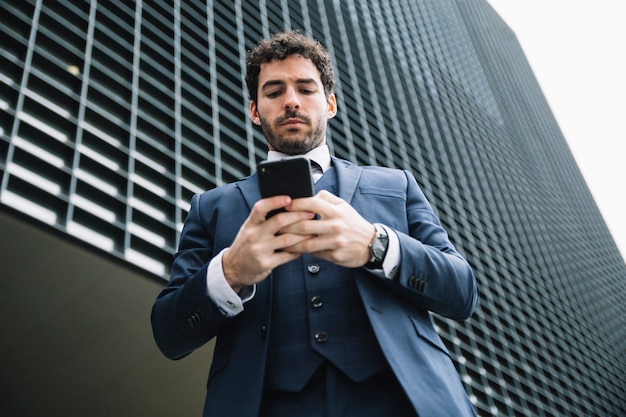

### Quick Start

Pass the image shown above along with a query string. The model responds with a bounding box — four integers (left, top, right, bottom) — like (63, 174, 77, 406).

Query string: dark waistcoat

(264, 167, 387, 392)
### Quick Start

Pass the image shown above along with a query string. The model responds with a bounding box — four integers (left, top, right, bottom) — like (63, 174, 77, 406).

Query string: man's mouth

(278, 111, 310, 127)
(281, 118, 305, 126)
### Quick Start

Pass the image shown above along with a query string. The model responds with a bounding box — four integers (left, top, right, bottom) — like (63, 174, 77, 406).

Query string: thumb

(316, 189, 345, 205)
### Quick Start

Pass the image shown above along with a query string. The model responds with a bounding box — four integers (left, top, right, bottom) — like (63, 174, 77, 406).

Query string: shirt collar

(267, 145, 331, 173)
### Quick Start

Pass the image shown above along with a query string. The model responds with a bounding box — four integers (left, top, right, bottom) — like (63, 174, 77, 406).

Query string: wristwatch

(365, 223, 389, 269)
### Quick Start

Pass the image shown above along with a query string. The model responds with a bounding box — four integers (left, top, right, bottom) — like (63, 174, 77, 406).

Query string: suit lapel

(236, 174, 261, 212)
(331, 156, 362, 203)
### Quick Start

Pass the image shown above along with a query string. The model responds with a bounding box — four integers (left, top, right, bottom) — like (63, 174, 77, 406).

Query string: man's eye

(266, 91, 281, 98)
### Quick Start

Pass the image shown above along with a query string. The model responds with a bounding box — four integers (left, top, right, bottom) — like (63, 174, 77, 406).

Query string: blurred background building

(1, 0, 624, 416)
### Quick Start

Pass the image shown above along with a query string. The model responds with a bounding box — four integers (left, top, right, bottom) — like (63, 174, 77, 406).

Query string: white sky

(486, 0, 626, 261)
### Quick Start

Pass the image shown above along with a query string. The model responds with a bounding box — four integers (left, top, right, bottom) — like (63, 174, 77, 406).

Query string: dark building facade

(1, 1, 625, 416)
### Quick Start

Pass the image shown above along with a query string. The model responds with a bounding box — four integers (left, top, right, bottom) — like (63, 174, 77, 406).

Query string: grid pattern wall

(1, 1, 625, 416)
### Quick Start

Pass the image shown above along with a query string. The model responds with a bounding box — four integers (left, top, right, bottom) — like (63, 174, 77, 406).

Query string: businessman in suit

(151, 30, 478, 417)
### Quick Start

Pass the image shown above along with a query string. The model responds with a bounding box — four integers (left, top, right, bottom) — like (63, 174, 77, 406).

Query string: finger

(269, 211, 317, 233)
(282, 234, 333, 255)
(286, 195, 333, 218)
(316, 189, 345, 205)
(273, 231, 317, 250)
(279, 217, 327, 236)
(251, 196, 291, 223)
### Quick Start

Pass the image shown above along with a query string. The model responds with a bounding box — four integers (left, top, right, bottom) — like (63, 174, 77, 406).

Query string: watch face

(369, 224, 389, 264)
(372, 238, 386, 261)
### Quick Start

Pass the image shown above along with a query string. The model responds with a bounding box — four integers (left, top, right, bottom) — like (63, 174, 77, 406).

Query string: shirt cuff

(366, 224, 400, 280)
(206, 248, 256, 317)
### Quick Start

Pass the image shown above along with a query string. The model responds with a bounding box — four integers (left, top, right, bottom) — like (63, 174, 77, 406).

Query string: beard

(259, 110, 327, 155)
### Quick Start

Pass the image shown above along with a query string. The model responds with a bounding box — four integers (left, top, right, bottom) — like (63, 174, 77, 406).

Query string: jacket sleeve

(151, 192, 238, 360)
(385, 170, 478, 320)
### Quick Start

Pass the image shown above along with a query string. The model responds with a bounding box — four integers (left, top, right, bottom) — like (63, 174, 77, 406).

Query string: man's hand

(280, 190, 376, 268)
(222, 195, 316, 292)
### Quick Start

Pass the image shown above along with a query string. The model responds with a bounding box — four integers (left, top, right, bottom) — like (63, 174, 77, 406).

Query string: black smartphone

(257, 157, 315, 218)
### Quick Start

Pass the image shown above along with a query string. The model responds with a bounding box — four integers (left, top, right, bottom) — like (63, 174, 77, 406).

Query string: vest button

(311, 296, 323, 308)
(314, 331, 328, 343)
(307, 263, 320, 274)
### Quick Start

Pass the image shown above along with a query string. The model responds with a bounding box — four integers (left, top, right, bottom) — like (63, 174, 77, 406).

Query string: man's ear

(327, 94, 337, 119)
(249, 100, 261, 125)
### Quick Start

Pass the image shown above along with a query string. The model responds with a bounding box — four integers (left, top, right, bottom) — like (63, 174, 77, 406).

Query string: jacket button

(311, 296, 323, 308)
(314, 331, 328, 343)
(307, 264, 320, 274)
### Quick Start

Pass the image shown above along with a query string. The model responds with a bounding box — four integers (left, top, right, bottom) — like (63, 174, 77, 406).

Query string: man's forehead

(259, 55, 322, 83)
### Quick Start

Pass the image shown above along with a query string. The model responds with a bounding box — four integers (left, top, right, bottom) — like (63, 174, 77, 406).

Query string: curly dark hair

(245, 30, 336, 103)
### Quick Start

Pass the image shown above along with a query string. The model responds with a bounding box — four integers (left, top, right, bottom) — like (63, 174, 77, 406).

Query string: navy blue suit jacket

(152, 157, 479, 417)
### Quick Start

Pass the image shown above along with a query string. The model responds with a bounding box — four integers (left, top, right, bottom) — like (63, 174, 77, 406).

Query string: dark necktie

(310, 160, 323, 183)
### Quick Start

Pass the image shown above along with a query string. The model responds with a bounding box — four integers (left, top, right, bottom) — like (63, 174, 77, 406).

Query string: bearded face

(249, 55, 337, 155)
(257, 110, 327, 155)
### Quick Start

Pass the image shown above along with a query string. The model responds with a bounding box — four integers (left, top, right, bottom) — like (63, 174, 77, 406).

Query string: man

(151, 30, 478, 417)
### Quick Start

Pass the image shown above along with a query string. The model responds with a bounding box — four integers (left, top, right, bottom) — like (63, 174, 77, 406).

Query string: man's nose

(283, 88, 300, 111)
